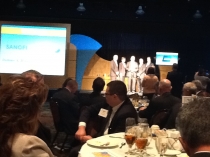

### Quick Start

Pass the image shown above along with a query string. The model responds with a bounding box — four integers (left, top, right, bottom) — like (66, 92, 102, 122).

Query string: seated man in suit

(139, 79, 181, 129)
(177, 98, 210, 157)
(182, 82, 197, 96)
(53, 79, 80, 135)
(70, 80, 138, 157)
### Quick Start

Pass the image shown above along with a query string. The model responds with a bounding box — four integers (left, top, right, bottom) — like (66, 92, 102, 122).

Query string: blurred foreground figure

(177, 98, 210, 157)
(0, 75, 54, 157)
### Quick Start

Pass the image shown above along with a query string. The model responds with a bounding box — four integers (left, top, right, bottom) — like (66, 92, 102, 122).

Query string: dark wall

(69, 19, 210, 81)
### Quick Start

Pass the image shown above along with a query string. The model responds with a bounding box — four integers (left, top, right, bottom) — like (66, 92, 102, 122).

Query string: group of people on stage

(110, 55, 155, 94)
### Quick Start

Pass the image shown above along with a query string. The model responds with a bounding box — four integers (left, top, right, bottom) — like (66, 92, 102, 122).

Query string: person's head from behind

(177, 98, 210, 156)
(192, 80, 203, 92)
(0, 75, 48, 156)
(92, 77, 105, 93)
(62, 77, 72, 88)
(21, 69, 44, 83)
(172, 63, 178, 71)
(158, 79, 172, 95)
(66, 80, 78, 94)
(147, 67, 155, 75)
(105, 80, 127, 107)
(182, 82, 197, 96)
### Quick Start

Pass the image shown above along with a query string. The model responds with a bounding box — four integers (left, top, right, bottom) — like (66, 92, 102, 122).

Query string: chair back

(149, 109, 170, 129)
(49, 98, 63, 131)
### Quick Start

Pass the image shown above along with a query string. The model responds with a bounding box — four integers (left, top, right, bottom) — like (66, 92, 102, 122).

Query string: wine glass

(135, 124, 149, 156)
(156, 136, 168, 157)
(124, 126, 137, 155)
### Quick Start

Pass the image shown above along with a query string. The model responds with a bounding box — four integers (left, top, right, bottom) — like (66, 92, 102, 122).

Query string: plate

(87, 139, 118, 148)
(165, 150, 181, 156)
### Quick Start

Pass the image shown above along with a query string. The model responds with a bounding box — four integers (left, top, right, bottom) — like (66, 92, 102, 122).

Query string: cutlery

(119, 142, 126, 148)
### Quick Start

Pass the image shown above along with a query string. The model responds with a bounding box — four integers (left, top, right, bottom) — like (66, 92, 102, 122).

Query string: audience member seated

(139, 79, 181, 129)
(177, 98, 210, 157)
(195, 81, 210, 97)
(166, 63, 183, 98)
(142, 66, 159, 100)
(194, 68, 210, 89)
(53, 79, 80, 135)
(80, 77, 106, 108)
(192, 80, 205, 96)
(0, 75, 54, 156)
(182, 82, 197, 96)
(21, 69, 51, 146)
(62, 77, 73, 88)
(69, 80, 138, 157)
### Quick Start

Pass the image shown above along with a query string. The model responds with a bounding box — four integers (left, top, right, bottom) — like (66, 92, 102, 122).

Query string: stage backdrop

(1, 33, 171, 90)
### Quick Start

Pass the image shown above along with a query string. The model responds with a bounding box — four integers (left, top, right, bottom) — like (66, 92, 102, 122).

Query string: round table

(79, 132, 187, 157)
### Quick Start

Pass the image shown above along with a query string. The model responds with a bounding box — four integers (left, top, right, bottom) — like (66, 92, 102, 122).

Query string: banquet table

(79, 132, 187, 157)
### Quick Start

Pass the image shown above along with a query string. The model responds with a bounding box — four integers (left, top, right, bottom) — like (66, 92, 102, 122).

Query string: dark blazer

(139, 92, 181, 129)
(166, 70, 183, 98)
(192, 152, 210, 157)
(53, 88, 80, 135)
(110, 60, 119, 77)
(80, 98, 138, 137)
(79, 92, 106, 107)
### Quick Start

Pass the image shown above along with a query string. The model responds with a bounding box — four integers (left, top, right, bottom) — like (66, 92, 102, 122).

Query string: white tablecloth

(79, 132, 187, 157)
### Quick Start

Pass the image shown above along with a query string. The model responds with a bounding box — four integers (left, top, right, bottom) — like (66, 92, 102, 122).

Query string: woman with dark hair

(142, 66, 159, 100)
(0, 76, 54, 157)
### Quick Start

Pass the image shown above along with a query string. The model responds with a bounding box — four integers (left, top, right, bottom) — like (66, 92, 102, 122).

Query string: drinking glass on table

(135, 124, 149, 156)
(156, 136, 168, 157)
(124, 126, 137, 155)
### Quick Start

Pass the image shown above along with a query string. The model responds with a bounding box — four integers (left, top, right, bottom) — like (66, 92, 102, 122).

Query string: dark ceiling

(1, 0, 210, 25)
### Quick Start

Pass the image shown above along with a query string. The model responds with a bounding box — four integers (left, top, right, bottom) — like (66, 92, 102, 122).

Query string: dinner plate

(87, 139, 118, 148)
(165, 150, 181, 156)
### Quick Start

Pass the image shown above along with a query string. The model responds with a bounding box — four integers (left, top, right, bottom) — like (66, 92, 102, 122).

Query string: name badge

(98, 108, 108, 118)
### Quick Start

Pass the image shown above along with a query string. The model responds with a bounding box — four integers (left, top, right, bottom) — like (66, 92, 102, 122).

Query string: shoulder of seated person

(11, 133, 53, 156)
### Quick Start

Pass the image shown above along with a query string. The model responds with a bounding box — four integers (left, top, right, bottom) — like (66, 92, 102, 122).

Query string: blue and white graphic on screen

(0, 25, 67, 75)
(155, 52, 178, 65)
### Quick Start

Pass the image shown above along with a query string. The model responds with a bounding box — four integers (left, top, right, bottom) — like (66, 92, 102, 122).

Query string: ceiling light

(193, 10, 202, 18)
(17, 0, 26, 9)
(77, 3, 86, 12)
(136, 6, 145, 15)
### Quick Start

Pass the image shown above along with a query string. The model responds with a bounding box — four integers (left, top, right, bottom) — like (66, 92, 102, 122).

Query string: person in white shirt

(70, 81, 137, 157)
(126, 56, 138, 94)
(137, 58, 146, 95)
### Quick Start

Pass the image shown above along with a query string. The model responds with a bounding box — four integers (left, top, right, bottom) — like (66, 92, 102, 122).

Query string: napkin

(166, 130, 184, 152)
